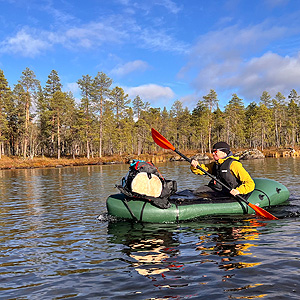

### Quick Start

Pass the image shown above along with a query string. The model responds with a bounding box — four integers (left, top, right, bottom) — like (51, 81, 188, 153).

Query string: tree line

(0, 67, 299, 159)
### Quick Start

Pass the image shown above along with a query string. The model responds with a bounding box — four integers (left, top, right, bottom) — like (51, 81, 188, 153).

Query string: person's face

(211, 149, 227, 161)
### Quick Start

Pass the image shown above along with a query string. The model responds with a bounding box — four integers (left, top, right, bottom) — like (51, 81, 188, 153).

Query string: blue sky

(0, 0, 300, 110)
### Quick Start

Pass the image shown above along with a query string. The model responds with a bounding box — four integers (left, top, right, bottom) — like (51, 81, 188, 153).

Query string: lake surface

(0, 158, 299, 299)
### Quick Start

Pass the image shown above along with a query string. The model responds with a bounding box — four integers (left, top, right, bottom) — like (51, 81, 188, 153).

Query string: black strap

(139, 201, 147, 222)
(116, 185, 171, 209)
(121, 198, 138, 221)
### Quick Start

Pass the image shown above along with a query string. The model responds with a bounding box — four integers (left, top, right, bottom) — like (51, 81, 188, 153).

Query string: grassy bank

(0, 152, 178, 170)
(0, 155, 124, 170)
(0, 148, 299, 170)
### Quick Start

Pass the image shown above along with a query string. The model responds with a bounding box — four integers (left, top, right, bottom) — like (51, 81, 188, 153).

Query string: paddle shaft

(174, 148, 251, 205)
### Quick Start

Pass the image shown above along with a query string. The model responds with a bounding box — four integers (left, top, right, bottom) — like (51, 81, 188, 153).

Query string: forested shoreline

(0, 67, 299, 162)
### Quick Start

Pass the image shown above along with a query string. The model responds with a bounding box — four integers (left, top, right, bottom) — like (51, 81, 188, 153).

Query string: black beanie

(212, 142, 230, 154)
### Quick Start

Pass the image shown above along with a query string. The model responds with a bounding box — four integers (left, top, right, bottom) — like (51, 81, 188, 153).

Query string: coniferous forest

(0, 67, 299, 160)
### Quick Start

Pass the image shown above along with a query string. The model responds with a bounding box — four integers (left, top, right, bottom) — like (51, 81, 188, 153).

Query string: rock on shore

(235, 149, 265, 160)
(189, 153, 210, 161)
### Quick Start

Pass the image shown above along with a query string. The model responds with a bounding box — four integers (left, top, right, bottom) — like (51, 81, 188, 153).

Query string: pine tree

(260, 91, 272, 108)
(44, 70, 62, 96)
(245, 102, 259, 148)
(132, 95, 150, 154)
(12, 84, 26, 156)
(213, 107, 225, 142)
(0, 70, 11, 157)
(161, 107, 169, 135)
(77, 75, 94, 158)
(288, 89, 300, 104)
(144, 107, 162, 152)
(50, 91, 75, 159)
(257, 91, 273, 149)
(272, 92, 286, 148)
(287, 98, 299, 148)
(5, 83, 17, 156)
(119, 107, 135, 154)
(102, 101, 115, 155)
(170, 100, 184, 149)
(110, 86, 130, 123)
(92, 72, 112, 158)
(18, 67, 40, 158)
(39, 70, 63, 156)
(191, 100, 209, 153)
(224, 94, 245, 148)
(133, 95, 150, 120)
(203, 89, 219, 152)
(257, 103, 273, 150)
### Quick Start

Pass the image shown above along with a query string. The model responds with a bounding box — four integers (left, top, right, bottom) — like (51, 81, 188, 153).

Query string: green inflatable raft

(106, 178, 290, 223)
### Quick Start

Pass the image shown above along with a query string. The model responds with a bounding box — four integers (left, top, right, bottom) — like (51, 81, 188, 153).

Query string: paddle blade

(248, 202, 278, 220)
(151, 128, 175, 151)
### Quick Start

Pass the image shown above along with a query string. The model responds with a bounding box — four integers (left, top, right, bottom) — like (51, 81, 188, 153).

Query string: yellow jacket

(190, 155, 255, 194)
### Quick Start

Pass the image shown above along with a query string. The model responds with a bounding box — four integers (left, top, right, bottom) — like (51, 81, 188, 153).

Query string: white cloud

(180, 22, 300, 102)
(64, 21, 127, 49)
(0, 14, 188, 57)
(117, 0, 181, 14)
(125, 83, 175, 106)
(179, 93, 198, 106)
(139, 28, 189, 54)
(111, 60, 150, 76)
(0, 21, 127, 57)
(156, 0, 182, 14)
(42, 2, 76, 25)
(65, 82, 79, 95)
(190, 23, 287, 67)
(237, 52, 300, 98)
(189, 51, 300, 101)
(264, 0, 289, 8)
(64, 82, 81, 103)
(0, 28, 50, 57)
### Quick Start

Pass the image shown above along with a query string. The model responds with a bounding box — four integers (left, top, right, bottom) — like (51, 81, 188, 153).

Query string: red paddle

(151, 128, 278, 220)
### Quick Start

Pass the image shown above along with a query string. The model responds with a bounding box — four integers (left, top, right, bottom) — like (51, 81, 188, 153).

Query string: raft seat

(169, 189, 238, 205)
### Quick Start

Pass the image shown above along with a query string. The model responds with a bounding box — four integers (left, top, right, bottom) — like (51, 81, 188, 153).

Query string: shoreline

(0, 148, 299, 170)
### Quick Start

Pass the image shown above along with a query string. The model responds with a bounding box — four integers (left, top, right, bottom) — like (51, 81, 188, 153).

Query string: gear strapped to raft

(116, 159, 177, 209)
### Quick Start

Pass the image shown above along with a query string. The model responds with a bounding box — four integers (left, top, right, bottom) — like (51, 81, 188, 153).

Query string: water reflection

(108, 222, 182, 279)
(195, 219, 266, 273)
(107, 217, 270, 298)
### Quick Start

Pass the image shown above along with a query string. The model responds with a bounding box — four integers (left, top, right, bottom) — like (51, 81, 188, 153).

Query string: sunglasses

(212, 148, 227, 154)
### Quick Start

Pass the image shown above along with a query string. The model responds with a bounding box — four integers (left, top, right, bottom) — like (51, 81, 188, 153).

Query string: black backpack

(116, 159, 177, 209)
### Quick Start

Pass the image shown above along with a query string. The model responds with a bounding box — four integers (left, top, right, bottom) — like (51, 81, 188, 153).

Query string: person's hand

(230, 189, 240, 196)
(191, 160, 199, 168)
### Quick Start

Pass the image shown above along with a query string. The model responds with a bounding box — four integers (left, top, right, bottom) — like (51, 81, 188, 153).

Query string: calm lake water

(0, 158, 299, 299)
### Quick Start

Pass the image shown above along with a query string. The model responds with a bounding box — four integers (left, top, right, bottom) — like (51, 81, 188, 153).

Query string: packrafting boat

(106, 178, 289, 223)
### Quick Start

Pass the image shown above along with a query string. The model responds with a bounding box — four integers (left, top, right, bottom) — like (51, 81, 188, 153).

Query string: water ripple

(0, 160, 299, 299)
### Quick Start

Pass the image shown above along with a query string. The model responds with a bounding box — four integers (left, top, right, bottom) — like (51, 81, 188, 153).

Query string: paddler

(190, 142, 255, 197)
